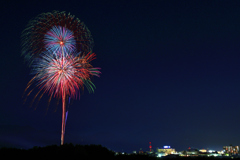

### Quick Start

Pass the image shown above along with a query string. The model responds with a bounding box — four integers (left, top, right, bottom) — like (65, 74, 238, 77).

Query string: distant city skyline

(131, 144, 239, 153)
(130, 144, 239, 158)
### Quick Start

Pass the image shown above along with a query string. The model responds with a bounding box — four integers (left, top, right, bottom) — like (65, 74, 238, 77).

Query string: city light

(163, 146, 171, 149)
(134, 144, 239, 158)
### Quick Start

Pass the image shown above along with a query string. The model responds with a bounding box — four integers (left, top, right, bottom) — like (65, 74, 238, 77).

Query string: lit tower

(149, 142, 152, 152)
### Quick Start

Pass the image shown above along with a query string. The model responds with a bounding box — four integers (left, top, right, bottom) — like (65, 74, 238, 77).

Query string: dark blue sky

(1, 0, 240, 153)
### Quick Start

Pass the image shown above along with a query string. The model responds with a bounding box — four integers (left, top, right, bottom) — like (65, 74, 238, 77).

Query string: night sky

(1, 0, 240, 153)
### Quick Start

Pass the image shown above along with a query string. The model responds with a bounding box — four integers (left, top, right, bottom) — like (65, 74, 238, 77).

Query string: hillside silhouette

(0, 143, 157, 160)
(1, 144, 240, 160)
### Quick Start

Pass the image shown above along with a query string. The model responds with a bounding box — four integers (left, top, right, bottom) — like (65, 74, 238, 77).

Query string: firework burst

(30, 51, 100, 101)
(22, 11, 94, 65)
(44, 26, 76, 56)
(22, 11, 100, 145)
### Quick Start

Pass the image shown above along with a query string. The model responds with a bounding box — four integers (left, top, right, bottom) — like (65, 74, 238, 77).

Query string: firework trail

(22, 11, 100, 145)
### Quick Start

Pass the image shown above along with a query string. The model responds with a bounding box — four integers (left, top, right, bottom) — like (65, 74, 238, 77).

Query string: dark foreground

(0, 144, 239, 160)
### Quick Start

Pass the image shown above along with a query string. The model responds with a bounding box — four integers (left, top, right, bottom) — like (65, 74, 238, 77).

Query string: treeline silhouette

(0, 143, 157, 160)
(0, 144, 239, 160)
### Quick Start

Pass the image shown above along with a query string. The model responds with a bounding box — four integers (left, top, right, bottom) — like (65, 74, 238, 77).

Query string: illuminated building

(199, 149, 207, 153)
(157, 146, 176, 155)
(223, 145, 239, 155)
